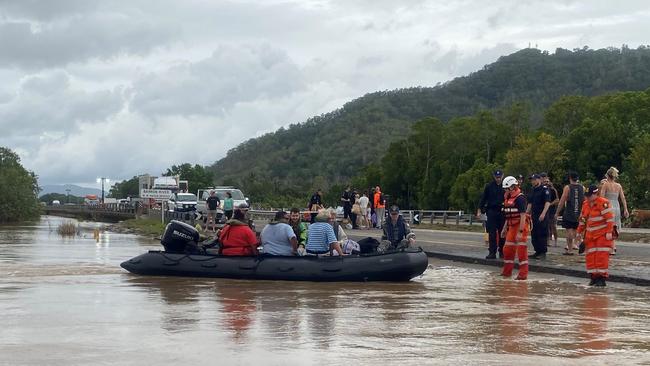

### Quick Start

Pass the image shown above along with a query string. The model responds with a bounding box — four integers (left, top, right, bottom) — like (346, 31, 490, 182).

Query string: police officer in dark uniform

(527, 173, 552, 259)
(477, 170, 505, 259)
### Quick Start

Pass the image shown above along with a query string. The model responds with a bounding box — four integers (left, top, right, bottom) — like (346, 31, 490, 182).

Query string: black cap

(529, 174, 541, 180)
(585, 185, 599, 197)
(539, 172, 548, 178)
(236, 203, 250, 210)
(493, 170, 503, 177)
(389, 205, 400, 214)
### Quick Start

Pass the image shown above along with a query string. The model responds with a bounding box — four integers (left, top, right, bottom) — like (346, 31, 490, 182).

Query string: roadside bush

(57, 222, 78, 236)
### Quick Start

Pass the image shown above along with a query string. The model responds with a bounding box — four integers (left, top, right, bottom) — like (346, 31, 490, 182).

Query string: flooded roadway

(1, 216, 649, 365)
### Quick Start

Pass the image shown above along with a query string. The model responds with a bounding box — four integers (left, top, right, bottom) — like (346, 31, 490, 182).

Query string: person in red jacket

(219, 208, 258, 256)
(576, 185, 615, 287)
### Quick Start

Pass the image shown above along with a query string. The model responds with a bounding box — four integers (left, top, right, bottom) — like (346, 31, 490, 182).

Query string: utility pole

(96, 177, 110, 204)
(65, 188, 71, 204)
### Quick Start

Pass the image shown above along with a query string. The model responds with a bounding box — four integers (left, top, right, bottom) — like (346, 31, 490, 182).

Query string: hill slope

(210, 46, 650, 192)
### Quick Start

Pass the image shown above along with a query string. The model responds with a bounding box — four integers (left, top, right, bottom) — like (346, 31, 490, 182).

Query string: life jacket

(502, 188, 527, 226)
(384, 215, 406, 245)
(577, 197, 614, 240)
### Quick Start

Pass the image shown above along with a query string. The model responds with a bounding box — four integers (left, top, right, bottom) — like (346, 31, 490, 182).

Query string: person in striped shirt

(306, 209, 343, 256)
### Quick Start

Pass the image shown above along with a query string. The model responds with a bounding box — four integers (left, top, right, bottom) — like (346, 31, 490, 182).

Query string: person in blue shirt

(306, 210, 343, 256)
(261, 211, 298, 256)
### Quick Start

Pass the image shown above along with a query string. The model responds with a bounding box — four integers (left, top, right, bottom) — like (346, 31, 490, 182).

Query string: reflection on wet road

(1, 216, 649, 365)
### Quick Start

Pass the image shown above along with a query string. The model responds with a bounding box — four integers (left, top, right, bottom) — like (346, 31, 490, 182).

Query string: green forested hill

(210, 46, 650, 205)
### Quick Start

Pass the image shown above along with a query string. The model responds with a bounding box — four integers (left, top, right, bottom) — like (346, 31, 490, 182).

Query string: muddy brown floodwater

(1, 216, 649, 365)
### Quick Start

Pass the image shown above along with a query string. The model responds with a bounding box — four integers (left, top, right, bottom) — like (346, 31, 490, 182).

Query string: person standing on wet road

(576, 185, 615, 287)
(527, 174, 551, 259)
(555, 171, 584, 255)
(477, 170, 505, 259)
(541, 173, 559, 247)
(500, 176, 531, 280)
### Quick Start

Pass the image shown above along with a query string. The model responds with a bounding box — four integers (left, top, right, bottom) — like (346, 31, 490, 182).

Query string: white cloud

(0, 0, 649, 185)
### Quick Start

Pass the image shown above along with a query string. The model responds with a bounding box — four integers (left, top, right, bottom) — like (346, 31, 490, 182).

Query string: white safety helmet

(502, 176, 518, 189)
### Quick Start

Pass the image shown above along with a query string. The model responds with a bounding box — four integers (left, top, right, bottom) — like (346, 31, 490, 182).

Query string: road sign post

(140, 189, 172, 224)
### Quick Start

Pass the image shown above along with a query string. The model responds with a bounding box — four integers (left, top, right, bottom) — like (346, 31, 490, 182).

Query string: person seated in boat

(327, 208, 348, 242)
(326, 208, 360, 256)
(219, 207, 258, 256)
(261, 210, 299, 256)
(306, 209, 344, 256)
(381, 205, 416, 250)
(288, 207, 308, 254)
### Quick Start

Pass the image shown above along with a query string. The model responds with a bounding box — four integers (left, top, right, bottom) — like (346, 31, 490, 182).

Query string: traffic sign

(140, 189, 172, 200)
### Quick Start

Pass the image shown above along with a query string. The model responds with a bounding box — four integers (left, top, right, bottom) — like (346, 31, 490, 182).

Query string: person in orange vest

(373, 186, 386, 229)
(500, 176, 531, 280)
(576, 185, 615, 287)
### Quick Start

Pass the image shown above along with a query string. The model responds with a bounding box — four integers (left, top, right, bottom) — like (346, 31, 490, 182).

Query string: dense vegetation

(39, 193, 85, 205)
(209, 46, 650, 208)
(0, 147, 41, 223)
(357, 89, 650, 212)
(108, 176, 140, 198)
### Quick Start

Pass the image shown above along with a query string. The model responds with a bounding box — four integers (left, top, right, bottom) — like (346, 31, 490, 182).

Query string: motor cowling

(161, 220, 200, 253)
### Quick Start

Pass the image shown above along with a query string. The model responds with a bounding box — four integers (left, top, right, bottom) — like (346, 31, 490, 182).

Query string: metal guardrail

(247, 209, 470, 226)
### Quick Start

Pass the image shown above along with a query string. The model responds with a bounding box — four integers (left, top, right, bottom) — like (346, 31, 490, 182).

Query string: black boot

(588, 276, 596, 286)
(485, 253, 497, 259)
(594, 277, 607, 287)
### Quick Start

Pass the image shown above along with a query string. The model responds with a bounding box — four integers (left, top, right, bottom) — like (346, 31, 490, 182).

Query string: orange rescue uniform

(577, 197, 614, 279)
(501, 187, 531, 279)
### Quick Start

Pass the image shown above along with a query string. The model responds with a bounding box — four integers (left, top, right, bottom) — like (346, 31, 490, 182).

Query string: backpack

(357, 237, 380, 254)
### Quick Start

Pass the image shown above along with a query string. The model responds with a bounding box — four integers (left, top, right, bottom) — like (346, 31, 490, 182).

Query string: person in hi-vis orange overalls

(500, 176, 531, 280)
(576, 185, 615, 287)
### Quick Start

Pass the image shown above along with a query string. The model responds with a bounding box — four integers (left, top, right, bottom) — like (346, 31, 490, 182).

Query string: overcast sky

(1, 0, 649, 188)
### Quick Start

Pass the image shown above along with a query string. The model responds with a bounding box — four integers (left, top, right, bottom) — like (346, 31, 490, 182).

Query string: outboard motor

(161, 220, 200, 253)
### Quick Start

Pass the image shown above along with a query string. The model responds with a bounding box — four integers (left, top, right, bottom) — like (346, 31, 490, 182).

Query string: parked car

(167, 193, 198, 212)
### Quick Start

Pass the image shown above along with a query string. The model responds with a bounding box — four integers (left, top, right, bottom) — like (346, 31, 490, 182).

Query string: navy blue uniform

(528, 184, 552, 255)
(479, 181, 505, 257)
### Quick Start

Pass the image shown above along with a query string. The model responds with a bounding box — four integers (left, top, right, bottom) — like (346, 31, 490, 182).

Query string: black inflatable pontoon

(120, 220, 428, 282)
(120, 249, 428, 282)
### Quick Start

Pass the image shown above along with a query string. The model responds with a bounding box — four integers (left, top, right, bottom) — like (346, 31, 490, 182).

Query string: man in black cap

(527, 174, 552, 259)
(381, 205, 416, 250)
(477, 170, 505, 259)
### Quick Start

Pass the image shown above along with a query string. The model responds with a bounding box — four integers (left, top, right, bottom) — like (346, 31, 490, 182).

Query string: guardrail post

(442, 212, 447, 225)
(429, 211, 434, 224)
(469, 214, 473, 225)
(456, 212, 460, 226)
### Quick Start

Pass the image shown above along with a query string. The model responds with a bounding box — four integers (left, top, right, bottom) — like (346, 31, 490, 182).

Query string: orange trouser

(585, 236, 612, 278)
(502, 225, 529, 279)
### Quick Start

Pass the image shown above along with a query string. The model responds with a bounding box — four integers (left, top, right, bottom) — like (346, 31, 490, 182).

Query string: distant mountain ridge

(210, 46, 650, 195)
(39, 184, 102, 198)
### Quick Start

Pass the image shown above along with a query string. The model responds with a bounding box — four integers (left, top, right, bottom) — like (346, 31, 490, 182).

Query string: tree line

(359, 89, 650, 212)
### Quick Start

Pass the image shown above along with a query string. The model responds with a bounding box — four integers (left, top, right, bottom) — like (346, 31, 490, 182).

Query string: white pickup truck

(195, 187, 249, 222)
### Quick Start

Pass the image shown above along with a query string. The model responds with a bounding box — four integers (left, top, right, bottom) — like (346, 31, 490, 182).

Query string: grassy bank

(118, 218, 166, 238)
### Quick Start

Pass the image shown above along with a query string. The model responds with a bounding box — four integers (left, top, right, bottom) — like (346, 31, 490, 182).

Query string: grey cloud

(0, 14, 176, 69)
(129, 44, 306, 117)
(0, 71, 124, 136)
(0, 0, 98, 21)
